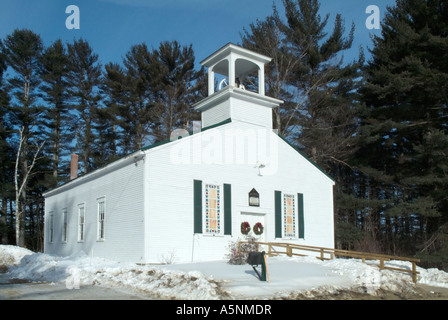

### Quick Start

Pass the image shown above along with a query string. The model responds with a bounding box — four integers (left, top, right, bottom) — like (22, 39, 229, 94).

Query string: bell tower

(193, 43, 283, 129)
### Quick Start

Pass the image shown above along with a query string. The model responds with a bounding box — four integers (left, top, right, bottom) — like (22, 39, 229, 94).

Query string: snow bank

(277, 255, 448, 297)
(418, 267, 448, 288)
(0, 245, 33, 267)
(1, 245, 448, 299)
(2, 249, 223, 299)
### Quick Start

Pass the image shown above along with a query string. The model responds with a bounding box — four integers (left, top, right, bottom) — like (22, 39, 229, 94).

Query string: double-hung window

(62, 208, 68, 242)
(78, 204, 85, 242)
(49, 212, 54, 243)
(97, 197, 106, 241)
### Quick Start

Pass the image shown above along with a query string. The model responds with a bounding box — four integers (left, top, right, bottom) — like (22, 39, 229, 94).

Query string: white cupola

(193, 43, 283, 129)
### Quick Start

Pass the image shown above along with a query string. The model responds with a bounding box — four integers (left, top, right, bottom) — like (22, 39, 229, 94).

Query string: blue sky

(0, 0, 396, 67)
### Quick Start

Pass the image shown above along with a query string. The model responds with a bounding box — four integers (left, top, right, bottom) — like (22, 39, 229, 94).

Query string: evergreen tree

(116, 43, 156, 151)
(241, 0, 365, 249)
(277, 0, 360, 166)
(241, 13, 297, 134)
(103, 42, 206, 151)
(281, 0, 366, 251)
(150, 41, 206, 142)
(359, 0, 448, 261)
(102, 63, 126, 156)
(66, 38, 103, 174)
(242, 0, 363, 168)
(0, 38, 13, 244)
(2, 29, 44, 247)
(39, 39, 72, 185)
(91, 99, 120, 168)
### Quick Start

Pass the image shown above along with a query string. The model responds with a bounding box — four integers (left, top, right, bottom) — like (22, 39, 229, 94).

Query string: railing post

(287, 244, 292, 257)
(412, 262, 417, 283)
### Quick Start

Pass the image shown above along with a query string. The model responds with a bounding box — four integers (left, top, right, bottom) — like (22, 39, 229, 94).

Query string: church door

(240, 212, 266, 242)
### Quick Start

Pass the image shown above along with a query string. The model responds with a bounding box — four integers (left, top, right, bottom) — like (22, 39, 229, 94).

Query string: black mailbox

(247, 252, 262, 266)
(246, 251, 267, 281)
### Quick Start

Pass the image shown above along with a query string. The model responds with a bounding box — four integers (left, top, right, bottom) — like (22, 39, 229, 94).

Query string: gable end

(278, 134, 335, 183)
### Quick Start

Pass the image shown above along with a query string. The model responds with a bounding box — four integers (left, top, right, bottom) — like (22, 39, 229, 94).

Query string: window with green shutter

(275, 191, 305, 239)
(193, 180, 202, 234)
(224, 184, 232, 235)
(274, 190, 282, 238)
(298, 193, 304, 239)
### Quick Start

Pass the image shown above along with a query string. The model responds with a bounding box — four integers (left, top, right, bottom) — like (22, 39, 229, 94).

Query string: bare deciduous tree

(14, 127, 45, 247)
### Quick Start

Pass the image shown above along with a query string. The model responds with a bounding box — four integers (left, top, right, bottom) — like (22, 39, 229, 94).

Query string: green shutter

(224, 184, 232, 235)
(275, 190, 282, 238)
(194, 180, 202, 234)
(298, 193, 304, 239)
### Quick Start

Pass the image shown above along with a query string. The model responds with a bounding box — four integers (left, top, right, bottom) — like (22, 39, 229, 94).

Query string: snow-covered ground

(1, 245, 447, 300)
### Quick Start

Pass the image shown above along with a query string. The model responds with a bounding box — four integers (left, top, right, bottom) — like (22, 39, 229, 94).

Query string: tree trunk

(14, 127, 45, 247)
(1, 196, 8, 244)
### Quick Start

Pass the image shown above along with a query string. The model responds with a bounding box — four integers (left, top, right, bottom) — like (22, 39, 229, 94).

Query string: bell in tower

(193, 43, 283, 129)
(201, 43, 271, 96)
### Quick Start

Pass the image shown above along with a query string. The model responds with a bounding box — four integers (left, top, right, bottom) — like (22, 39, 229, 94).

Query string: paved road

(0, 272, 150, 300)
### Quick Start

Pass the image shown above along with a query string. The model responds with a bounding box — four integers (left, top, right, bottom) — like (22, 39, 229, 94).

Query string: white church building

(43, 43, 335, 263)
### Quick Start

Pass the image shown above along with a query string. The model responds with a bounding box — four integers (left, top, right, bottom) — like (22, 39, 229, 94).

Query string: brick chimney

(70, 154, 79, 180)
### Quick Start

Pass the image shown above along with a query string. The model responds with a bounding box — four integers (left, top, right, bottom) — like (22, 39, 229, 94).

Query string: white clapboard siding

(143, 120, 334, 263)
(201, 98, 231, 128)
(198, 87, 277, 130)
(44, 152, 146, 262)
(230, 92, 273, 129)
(43, 120, 334, 264)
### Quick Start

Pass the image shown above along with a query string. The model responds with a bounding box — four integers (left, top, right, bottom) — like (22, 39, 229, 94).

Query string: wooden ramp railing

(238, 241, 420, 283)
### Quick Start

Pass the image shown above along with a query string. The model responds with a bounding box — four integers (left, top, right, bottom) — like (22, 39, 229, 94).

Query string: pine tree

(117, 43, 156, 151)
(102, 63, 126, 156)
(66, 38, 103, 174)
(360, 0, 448, 260)
(39, 39, 72, 185)
(103, 41, 206, 154)
(0, 39, 13, 244)
(241, 13, 297, 134)
(2, 29, 44, 247)
(150, 41, 206, 142)
(241, 1, 365, 249)
(242, 0, 363, 168)
(91, 100, 120, 168)
(278, 0, 361, 166)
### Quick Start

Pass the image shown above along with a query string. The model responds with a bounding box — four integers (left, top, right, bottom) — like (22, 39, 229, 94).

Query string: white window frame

(77, 203, 85, 242)
(97, 197, 106, 241)
(62, 208, 68, 243)
(49, 212, 54, 243)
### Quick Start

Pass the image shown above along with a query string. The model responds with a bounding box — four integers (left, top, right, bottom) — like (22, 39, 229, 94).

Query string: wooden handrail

(238, 241, 420, 283)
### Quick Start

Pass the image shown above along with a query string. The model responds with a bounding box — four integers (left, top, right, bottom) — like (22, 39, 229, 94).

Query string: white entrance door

(240, 212, 266, 242)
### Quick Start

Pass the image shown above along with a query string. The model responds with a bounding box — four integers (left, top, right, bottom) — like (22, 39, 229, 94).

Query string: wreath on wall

(253, 222, 264, 235)
(241, 221, 251, 235)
